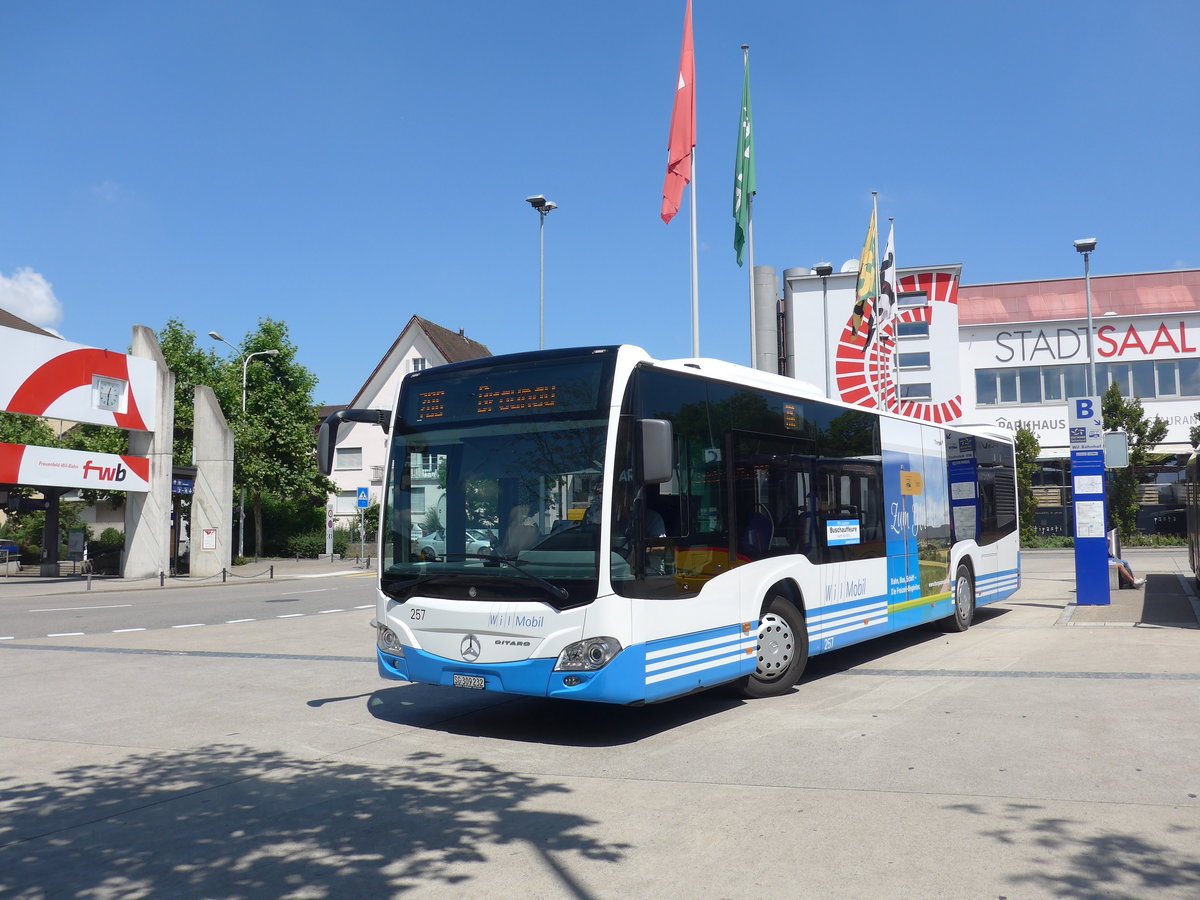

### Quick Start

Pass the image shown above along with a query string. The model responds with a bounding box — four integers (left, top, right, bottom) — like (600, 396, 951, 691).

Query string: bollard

(160, 571, 165, 587)
(87, 572, 92, 591)
(222, 567, 227, 583)
(270, 565, 274, 580)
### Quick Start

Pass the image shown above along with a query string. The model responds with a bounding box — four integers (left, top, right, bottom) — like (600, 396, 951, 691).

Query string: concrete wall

(122, 326, 175, 579)
(188, 385, 234, 576)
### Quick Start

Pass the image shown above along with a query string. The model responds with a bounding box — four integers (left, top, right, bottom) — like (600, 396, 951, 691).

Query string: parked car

(416, 530, 493, 561)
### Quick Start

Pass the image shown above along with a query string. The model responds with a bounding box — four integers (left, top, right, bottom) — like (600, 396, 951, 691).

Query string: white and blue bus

(320, 345, 1020, 705)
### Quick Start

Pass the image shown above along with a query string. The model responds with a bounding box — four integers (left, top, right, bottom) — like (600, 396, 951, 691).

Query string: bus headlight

(555, 636, 621, 671)
(377, 625, 404, 656)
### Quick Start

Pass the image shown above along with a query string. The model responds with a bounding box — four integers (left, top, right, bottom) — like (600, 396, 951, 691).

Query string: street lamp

(208, 331, 279, 559)
(525, 194, 557, 350)
(813, 262, 834, 397)
(1073, 238, 1098, 395)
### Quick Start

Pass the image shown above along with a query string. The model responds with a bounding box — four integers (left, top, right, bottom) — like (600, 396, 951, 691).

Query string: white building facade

(323, 316, 490, 530)
(754, 265, 1200, 535)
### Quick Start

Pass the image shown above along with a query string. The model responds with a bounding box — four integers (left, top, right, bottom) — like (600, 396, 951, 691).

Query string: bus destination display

(416, 384, 558, 421)
(406, 358, 609, 424)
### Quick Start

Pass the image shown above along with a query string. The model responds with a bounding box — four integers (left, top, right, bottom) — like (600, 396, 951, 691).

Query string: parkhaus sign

(992, 319, 1197, 364)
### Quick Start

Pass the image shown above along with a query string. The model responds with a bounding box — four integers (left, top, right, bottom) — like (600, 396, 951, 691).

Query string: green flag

(733, 57, 755, 266)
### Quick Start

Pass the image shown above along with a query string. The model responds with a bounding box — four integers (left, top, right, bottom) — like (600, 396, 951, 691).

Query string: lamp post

(814, 262, 834, 397)
(525, 194, 557, 350)
(1073, 238, 1098, 395)
(208, 331, 279, 560)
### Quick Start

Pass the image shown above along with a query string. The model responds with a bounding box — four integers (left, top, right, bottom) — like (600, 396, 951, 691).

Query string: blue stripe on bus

(808, 595, 891, 647)
(976, 567, 1019, 603)
(642, 622, 757, 702)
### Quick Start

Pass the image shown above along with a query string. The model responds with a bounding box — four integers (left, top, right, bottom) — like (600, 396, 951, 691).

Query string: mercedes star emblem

(461, 634, 481, 662)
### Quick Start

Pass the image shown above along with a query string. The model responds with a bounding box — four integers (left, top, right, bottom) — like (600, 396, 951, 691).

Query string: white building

(323, 316, 490, 527)
(755, 264, 1200, 536)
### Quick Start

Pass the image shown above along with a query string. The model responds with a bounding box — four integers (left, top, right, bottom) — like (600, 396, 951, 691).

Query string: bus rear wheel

(736, 595, 808, 699)
(944, 564, 975, 632)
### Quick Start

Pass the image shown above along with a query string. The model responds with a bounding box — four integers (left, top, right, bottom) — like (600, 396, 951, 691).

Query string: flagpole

(871, 191, 881, 407)
(887, 215, 896, 412)
(743, 44, 755, 368)
(690, 148, 700, 357)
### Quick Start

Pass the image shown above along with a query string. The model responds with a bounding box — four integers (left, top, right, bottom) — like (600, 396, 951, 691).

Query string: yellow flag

(851, 206, 878, 336)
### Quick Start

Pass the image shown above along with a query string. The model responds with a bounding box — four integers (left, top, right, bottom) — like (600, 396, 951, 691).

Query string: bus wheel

(737, 595, 808, 699)
(944, 564, 975, 633)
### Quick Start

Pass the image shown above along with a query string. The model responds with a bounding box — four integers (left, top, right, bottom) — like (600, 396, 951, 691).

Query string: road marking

(226, 619, 256, 624)
(113, 628, 146, 633)
(354, 604, 372, 609)
(277, 613, 304, 618)
(318, 609, 345, 614)
(48, 632, 85, 637)
(173, 624, 206, 629)
(31, 604, 133, 612)
(0, 636, 13, 641)
(290, 588, 331, 594)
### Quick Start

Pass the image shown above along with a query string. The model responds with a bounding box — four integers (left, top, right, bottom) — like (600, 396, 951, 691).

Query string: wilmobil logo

(82, 460, 128, 483)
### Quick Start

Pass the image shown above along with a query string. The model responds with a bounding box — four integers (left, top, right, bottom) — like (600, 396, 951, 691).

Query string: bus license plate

(452, 674, 486, 690)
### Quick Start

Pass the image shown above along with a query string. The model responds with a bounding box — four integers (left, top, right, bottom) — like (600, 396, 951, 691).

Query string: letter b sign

(1075, 398, 1094, 420)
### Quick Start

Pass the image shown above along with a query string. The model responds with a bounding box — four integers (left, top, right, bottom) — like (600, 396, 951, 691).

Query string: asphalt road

(1, 552, 1198, 899)
(0, 574, 377, 640)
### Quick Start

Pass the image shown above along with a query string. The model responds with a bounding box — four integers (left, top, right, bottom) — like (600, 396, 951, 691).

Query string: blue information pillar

(1068, 396, 1110, 606)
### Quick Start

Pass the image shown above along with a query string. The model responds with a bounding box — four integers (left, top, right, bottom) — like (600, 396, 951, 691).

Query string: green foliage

(1190, 412, 1200, 449)
(257, 492, 326, 556)
(0, 411, 60, 447)
(423, 508, 443, 533)
(1101, 383, 1168, 537)
(97, 527, 125, 549)
(285, 532, 327, 559)
(156, 319, 232, 466)
(1013, 427, 1041, 546)
(213, 318, 335, 558)
(0, 504, 88, 554)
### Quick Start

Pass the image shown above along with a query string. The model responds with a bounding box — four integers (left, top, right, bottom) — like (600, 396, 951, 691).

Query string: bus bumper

(377, 645, 651, 705)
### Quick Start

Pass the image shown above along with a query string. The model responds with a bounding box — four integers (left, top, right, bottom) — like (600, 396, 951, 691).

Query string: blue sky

(2, 1, 1197, 406)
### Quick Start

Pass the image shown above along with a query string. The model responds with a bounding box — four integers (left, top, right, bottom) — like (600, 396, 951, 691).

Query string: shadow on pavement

(368, 684, 743, 747)
(0, 744, 629, 899)
(946, 799, 1200, 899)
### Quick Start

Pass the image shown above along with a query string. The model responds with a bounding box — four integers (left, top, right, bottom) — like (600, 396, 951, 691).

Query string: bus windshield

(380, 349, 617, 609)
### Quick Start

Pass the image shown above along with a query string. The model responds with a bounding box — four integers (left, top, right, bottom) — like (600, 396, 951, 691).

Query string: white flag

(869, 222, 898, 349)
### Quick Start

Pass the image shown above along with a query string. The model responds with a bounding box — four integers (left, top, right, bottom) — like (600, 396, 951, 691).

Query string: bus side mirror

(639, 419, 674, 484)
(317, 409, 392, 477)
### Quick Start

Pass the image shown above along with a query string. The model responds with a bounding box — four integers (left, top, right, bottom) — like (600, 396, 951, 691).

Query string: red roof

(958, 269, 1200, 326)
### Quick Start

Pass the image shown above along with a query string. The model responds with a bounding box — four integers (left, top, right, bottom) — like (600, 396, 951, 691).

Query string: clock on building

(92, 375, 127, 412)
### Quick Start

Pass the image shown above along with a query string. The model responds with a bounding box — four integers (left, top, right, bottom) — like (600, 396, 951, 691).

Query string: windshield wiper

(435, 552, 570, 601)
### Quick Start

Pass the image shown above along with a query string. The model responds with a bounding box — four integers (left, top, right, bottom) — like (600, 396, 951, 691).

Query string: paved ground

(1, 550, 1198, 899)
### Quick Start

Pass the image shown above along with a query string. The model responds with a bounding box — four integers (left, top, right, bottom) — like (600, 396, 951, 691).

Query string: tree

(1101, 382, 1168, 536)
(0, 411, 60, 448)
(157, 319, 233, 466)
(1190, 412, 1200, 449)
(1013, 427, 1041, 546)
(222, 318, 334, 559)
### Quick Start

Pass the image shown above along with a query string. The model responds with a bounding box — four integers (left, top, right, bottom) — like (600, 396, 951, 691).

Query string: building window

(335, 447, 363, 470)
(411, 489, 426, 514)
(411, 357, 427, 372)
(336, 491, 358, 514)
(896, 321, 929, 339)
(898, 292, 927, 307)
(898, 352, 930, 369)
(976, 360, 1200, 406)
(899, 382, 931, 400)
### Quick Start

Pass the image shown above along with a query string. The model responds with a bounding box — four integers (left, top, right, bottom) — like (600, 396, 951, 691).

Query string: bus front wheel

(944, 564, 975, 633)
(737, 595, 808, 699)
